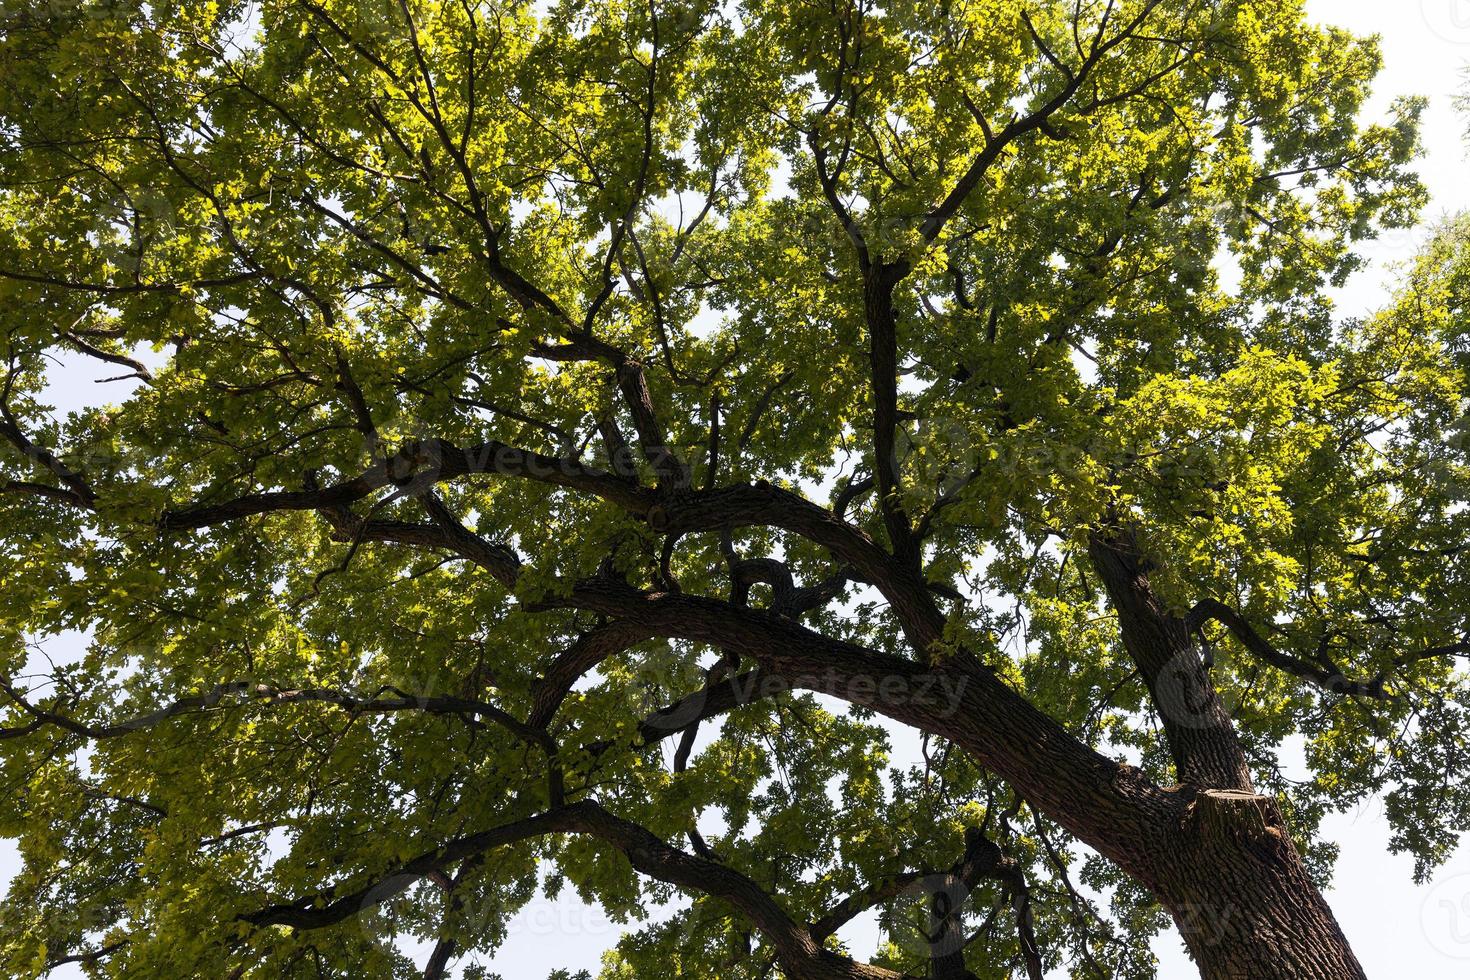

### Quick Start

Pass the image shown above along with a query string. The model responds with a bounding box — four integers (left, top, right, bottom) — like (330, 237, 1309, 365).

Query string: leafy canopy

(0, 0, 1461, 977)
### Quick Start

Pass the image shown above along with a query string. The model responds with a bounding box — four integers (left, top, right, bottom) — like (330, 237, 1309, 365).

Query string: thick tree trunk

(1085, 535, 1366, 979)
(1154, 790, 1366, 980)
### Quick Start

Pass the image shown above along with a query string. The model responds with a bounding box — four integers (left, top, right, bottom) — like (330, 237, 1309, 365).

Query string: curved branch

(1182, 598, 1459, 700)
(0, 678, 545, 747)
(562, 582, 1177, 882)
(650, 483, 948, 649)
(45, 940, 129, 972)
(160, 438, 654, 532)
(527, 621, 657, 728)
(0, 402, 97, 510)
(246, 799, 900, 980)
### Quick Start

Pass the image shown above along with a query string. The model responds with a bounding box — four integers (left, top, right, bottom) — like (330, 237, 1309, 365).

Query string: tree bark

(1086, 534, 1366, 978)
(1153, 790, 1367, 980)
(172, 483, 1373, 979)
(545, 571, 1374, 980)
(1087, 533, 1254, 791)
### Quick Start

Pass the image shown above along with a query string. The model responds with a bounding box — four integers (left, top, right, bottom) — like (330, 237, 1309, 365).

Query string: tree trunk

(1155, 789, 1367, 980)
(1087, 534, 1255, 791)
(1085, 535, 1366, 978)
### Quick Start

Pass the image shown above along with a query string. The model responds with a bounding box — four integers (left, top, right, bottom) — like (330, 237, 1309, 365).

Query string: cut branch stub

(1187, 790, 1288, 850)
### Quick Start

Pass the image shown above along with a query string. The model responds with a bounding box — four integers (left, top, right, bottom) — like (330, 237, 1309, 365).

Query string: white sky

(7, 1, 1470, 977)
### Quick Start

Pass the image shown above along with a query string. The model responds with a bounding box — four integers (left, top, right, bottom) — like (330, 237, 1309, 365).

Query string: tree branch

(245, 799, 902, 979)
(1181, 598, 1459, 700)
(160, 438, 654, 533)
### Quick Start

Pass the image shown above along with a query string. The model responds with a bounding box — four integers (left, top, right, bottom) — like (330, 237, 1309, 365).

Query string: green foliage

(0, 0, 1459, 976)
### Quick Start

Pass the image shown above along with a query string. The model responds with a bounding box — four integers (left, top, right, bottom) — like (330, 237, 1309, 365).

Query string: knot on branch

(390, 438, 448, 483)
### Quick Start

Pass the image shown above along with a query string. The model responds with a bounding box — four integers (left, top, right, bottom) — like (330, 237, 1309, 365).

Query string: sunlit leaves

(0, 0, 1455, 976)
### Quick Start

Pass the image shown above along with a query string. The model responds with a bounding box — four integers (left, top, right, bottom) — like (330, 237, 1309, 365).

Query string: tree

(0, 0, 1458, 977)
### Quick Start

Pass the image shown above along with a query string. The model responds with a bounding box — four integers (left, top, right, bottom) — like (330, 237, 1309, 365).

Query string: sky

(7, 1, 1470, 977)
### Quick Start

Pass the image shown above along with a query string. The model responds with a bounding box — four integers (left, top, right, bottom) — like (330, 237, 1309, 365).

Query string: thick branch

(563, 582, 1177, 882)
(528, 622, 657, 728)
(1088, 534, 1251, 791)
(246, 799, 899, 980)
(649, 483, 948, 650)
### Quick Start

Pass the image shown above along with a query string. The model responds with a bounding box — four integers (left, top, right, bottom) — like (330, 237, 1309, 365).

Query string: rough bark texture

(1088, 534, 1254, 792)
(1155, 790, 1368, 980)
(570, 582, 1368, 979)
(154, 465, 1380, 978)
